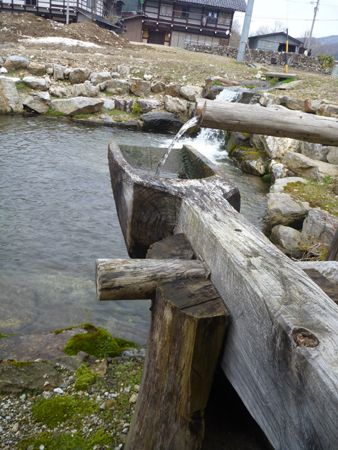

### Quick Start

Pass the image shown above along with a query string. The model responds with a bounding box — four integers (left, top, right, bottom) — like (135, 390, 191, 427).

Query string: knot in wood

(292, 328, 319, 348)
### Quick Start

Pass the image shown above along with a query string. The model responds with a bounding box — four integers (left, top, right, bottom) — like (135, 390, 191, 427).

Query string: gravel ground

(0, 356, 144, 450)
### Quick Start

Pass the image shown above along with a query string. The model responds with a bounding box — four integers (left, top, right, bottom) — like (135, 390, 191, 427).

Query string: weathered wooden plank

(108, 141, 338, 450)
(195, 99, 338, 146)
(95, 258, 209, 300)
(124, 279, 228, 450)
(146, 233, 195, 260)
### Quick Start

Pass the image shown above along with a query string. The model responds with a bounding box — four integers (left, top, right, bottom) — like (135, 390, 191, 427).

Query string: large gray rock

(165, 83, 182, 98)
(205, 85, 225, 100)
(327, 148, 338, 164)
(253, 135, 301, 159)
(4, 56, 29, 71)
(180, 85, 203, 102)
(89, 72, 112, 85)
(232, 148, 268, 176)
(53, 64, 66, 81)
(117, 65, 130, 78)
(0, 362, 62, 394)
(299, 142, 331, 162)
(27, 62, 46, 76)
(259, 93, 281, 107)
(68, 68, 91, 85)
(139, 112, 184, 132)
(0, 77, 23, 113)
(270, 225, 303, 258)
(300, 209, 338, 247)
(130, 77, 151, 97)
(101, 98, 115, 110)
(50, 97, 104, 116)
(317, 103, 338, 117)
(267, 193, 311, 227)
(136, 99, 159, 113)
(295, 261, 338, 285)
(163, 95, 187, 114)
(151, 81, 165, 93)
(281, 96, 304, 111)
(22, 76, 49, 91)
(71, 81, 100, 97)
(49, 84, 69, 98)
(105, 79, 130, 95)
(269, 177, 308, 194)
(269, 161, 296, 182)
(283, 152, 338, 181)
(22, 92, 50, 113)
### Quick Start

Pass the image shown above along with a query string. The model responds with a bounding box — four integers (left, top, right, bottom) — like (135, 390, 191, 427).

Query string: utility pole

(237, 0, 255, 63)
(285, 28, 289, 73)
(306, 0, 320, 52)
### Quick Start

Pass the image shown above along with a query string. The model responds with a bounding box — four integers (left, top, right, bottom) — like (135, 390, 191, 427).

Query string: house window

(174, 5, 188, 19)
(160, 3, 173, 17)
(87, 0, 92, 8)
(207, 11, 217, 23)
(26, 0, 37, 5)
(218, 13, 231, 26)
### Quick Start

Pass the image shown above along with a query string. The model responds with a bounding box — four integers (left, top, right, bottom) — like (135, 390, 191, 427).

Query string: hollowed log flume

(103, 141, 338, 450)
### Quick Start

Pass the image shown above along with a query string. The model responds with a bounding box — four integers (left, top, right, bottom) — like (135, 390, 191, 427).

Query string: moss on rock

(74, 363, 99, 391)
(63, 325, 138, 359)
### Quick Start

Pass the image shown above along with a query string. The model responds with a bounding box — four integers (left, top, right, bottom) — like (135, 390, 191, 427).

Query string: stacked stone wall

(185, 44, 331, 74)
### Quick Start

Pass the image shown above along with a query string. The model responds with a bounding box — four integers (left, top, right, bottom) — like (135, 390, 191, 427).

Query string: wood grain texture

(108, 141, 240, 258)
(124, 279, 228, 450)
(146, 233, 195, 260)
(196, 99, 338, 146)
(96, 259, 209, 300)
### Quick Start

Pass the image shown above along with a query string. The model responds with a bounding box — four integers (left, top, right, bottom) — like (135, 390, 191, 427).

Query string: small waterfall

(182, 88, 241, 163)
(155, 115, 200, 176)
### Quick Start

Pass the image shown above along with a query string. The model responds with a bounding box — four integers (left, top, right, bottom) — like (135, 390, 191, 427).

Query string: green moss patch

(32, 394, 99, 428)
(17, 429, 114, 450)
(74, 363, 99, 391)
(283, 177, 338, 216)
(63, 325, 138, 359)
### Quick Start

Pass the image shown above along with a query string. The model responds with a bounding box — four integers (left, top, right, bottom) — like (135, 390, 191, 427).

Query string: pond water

(0, 115, 269, 343)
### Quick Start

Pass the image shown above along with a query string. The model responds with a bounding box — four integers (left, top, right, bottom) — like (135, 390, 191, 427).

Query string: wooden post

(95, 258, 209, 300)
(195, 99, 338, 146)
(124, 278, 228, 450)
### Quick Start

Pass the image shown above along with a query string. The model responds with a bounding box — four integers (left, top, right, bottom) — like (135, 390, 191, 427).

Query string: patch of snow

(18, 36, 102, 48)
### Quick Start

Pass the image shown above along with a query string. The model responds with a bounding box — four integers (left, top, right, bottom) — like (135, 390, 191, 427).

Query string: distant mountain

(304, 35, 338, 60)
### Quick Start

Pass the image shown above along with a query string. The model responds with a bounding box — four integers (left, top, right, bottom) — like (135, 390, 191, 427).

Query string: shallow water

(0, 115, 269, 342)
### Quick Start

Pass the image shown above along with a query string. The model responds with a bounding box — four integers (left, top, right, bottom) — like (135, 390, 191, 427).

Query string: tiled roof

(178, 0, 246, 12)
(249, 32, 303, 45)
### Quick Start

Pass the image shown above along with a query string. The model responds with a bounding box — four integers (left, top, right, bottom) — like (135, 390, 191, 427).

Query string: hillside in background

(307, 35, 338, 59)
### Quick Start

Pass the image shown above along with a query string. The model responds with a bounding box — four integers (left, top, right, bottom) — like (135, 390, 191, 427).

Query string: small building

(248, 32, 303, 54)
(121, 0, 247, 48)
(0, 0, 121, 30)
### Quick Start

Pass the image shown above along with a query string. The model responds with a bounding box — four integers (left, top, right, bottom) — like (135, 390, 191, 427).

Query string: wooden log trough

(96, 139, 338, 450)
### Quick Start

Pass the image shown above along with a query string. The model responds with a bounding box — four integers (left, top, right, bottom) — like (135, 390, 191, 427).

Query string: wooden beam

(108, 141, 338, 449)
(95, 259, 209, 300)
(125, 279, 228, 450)
(196, 99, 338, 146)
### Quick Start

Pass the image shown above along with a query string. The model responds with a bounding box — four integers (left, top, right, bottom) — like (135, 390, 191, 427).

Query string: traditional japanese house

(121, 0, 246, 48)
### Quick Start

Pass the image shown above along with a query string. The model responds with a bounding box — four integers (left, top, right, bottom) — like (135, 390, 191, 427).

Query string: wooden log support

(95, 259, 209, 300)
(124, 278, 228, 450)
(195, 99, 338, 146)
(108, 141, 338, 449)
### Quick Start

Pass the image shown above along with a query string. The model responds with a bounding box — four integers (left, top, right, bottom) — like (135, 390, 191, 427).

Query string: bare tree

(250, 20, 286, 37)
(229, 19, 242, 48)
